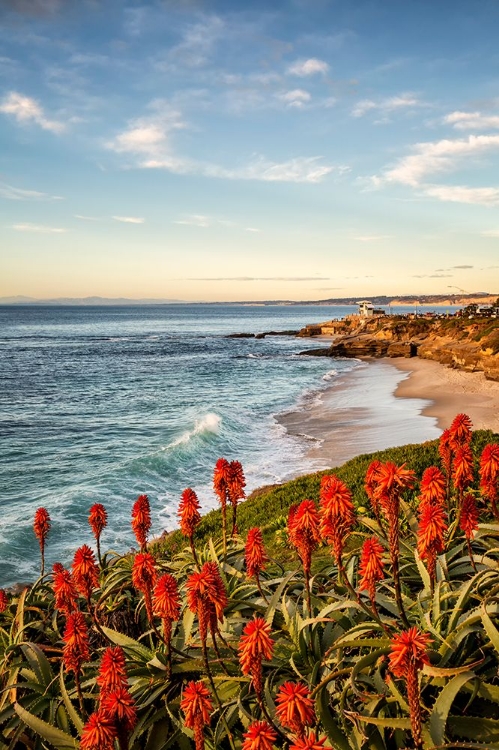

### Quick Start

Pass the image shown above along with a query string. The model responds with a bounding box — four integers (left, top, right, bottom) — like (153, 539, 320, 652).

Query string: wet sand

(279, 355, 499, 469)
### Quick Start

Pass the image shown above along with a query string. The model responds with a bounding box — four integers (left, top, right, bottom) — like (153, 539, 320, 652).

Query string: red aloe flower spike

(460, 492, 480, 568)
(449, 413, 473, 449)
(80, 710, 118, 750)
(289, 732, 328, 750)
(153, 573, 181, 673)
(288, 499, 321, 611)
(238, 616, 274, 699)
(213, 458, 231, 553)
(88, 503, 107, 565)
(100, 686, 137, 749)
(180, 680, 213, 750)
(275, 681, 315, 737)
(319, 475, 356, 566)
(178, 487, 201, 564)
(479, 443, 499, 518)
(228, 459, 246, 535)
(358, 537, 385, 614)
(131, 552, 157, 622)
(245, 527, 268, 599)
(419, 466, 446, 510)
(63, 610, 90, 715)
(439, 428, 453, 475)
(390, 627, 432, 750)
(52, 563, 78, 615)
(97, 646, 129, 697)
(0, 590, 8, 612)
(131, 494, 151, 550)
(186, 562, 227, 646)
(242, 720, 278, 750)
(373, 462, 415, 626)
(417, 499, 447, 588)
(72, 545, 100, 602)
(364, 460, 383, 525)
(452, 444, 474, 493)
(33, 507, 51, 576)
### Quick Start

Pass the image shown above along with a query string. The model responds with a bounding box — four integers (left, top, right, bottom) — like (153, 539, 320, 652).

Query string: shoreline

(279, 353, 499, 469)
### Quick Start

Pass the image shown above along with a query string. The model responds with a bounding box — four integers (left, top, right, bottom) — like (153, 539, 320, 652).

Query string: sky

(1, 0, 499, 302)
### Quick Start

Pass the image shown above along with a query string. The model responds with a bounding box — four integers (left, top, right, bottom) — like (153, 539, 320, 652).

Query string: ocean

(0, 303, 445, 586)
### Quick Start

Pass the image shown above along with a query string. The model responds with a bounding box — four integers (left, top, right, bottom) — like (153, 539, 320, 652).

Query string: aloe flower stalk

(213, 458, 231, 554)
(389, 627, 431, 750)
(33, 507, 51, 576)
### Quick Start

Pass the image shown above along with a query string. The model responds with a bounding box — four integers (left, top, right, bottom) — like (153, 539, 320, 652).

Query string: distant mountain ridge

(0, 292, 497, 306)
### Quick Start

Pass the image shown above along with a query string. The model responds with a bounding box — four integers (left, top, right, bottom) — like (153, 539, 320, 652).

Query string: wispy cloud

(353, 235, 391, 241)
(112, 216, 144, 224)
(0, 181, 63, 200)
(188, 276, 331, 281)
(481, 229, 499, 237)
(444, 111, 499, 130)
(287, 58, 329, 76)
(74, 214, 101, 221)
(161, 15, 225, 69)
(0, 91, 65, 133)
(11, 223, 66, 233)
(412, 273, 453, 278)
(352, 92, 423, 118)
(435, 265, 473, 270)
(106, 101, 186, 158)
(173, 214, 260, 232)
(277, 89, 311, 108)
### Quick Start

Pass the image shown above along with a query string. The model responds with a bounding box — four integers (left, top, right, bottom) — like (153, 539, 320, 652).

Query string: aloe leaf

(58, 666, 83, 734)
(448, 715, 499, 742)
(481, 603, 499, 656)
(14, 702, 78, 749)
(100, 625, 154, 661)
(429, 670, 475, 746)
(316, 687, 352, 750)
(265, 570, 296, 627)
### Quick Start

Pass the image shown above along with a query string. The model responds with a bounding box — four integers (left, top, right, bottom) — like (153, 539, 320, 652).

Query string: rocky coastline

(296, 314, 499, 381)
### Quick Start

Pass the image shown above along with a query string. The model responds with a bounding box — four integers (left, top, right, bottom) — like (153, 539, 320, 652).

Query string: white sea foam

(322, 369, 338, 381)
(164, 412, 222, 449)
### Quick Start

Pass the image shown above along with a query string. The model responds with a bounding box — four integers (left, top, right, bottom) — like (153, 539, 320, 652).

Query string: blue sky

(1, 0, 499, 301)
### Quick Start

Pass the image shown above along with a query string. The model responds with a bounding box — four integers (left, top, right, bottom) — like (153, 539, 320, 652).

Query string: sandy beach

(279, 354, 499, 469)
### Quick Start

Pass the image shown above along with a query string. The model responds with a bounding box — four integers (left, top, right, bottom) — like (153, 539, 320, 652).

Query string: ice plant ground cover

(0, 417, 499, 748)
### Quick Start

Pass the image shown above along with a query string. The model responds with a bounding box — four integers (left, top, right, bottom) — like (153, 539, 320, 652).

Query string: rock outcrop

(298, 315, 499, 381)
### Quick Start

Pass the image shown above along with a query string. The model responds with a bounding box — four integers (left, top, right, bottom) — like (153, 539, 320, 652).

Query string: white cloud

(278, 89, 311, 108)
(287, 58, 329, 76)
(0, 91, 65, 133)
(424, 185, 499, 206)
(383, 134, 499, 187)
(481, 229, 499, 237)
(11, 223, 66, 233)
(74, 214, 101, 221)
(112, 216, 144, 224)
(444, 111, 499, 130)
(107, 104, 185, 158)
(245, 227, 260, 233)
(166, 16, 224, 69)
(174, 215, 261, 231)
(353, 235, 392, 241)
(0, 181, 63, 200)
(352, 92, 423, 118)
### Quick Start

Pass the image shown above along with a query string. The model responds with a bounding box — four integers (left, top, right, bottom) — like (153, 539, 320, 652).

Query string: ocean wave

(163, 413, 222, 450)
(322, 369, 338, 381)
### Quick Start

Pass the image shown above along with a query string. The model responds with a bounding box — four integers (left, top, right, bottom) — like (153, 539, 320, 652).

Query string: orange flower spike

(100, 687, 137, 732)
(180, 680, 213, 750)
(439, 428, 453, 476)
(452, 444, 474, 492)
(131, 494, 151, 550)
(319, 475, 356, 564)
(186, 562, 227, 643)
(228, 460, 246, 504)
(178, 488, 201, 539)
(275, 681, 315, 737)
(374, 461, 416, 515)
(80, 710, 118, 750)
(88, 503, 107, 540)
(460, 493, 480, 539)
(289, 732, 328, 750)
(52, 562, 78, 614)
(239, 616, 274, 698)
(97, 646, 128, 697)
(419, 466, 446, 509)
(213, 457, 231, 502)
(242, 720, 278, 750)
(33, 507, 51, 575)
(72, 545, 100, 600)
(364, 460, 383, 519)
(449, 413, 473, 448)
(390, 627, 432, 750)
(479, 444, 499, 516)
(0, 589, 8, 612)
(417, 501, 447, 584)
(290, 499, 321, 576)
(131, 552, 157, 622)
(153, 573, 180, 622)
(245, 527, 268, 580)
(63, 611, 90, 675)
(359, 536, 385, 604)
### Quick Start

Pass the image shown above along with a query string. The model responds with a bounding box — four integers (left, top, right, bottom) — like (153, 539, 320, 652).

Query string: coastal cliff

(298, 313, 499, 381)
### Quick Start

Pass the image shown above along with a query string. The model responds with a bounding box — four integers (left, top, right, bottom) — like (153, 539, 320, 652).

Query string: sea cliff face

(298, 314, 499, 381)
